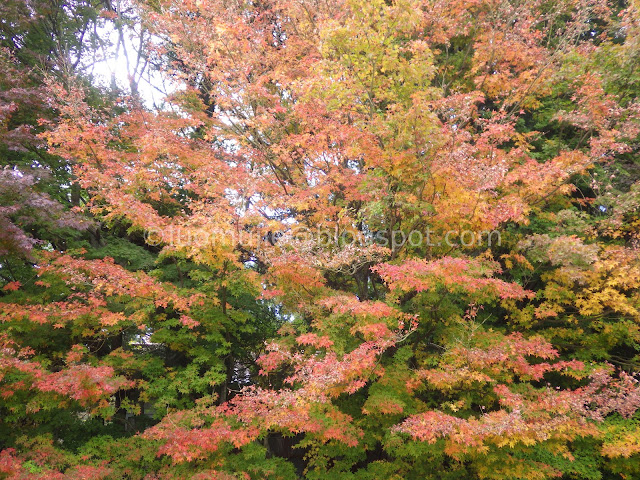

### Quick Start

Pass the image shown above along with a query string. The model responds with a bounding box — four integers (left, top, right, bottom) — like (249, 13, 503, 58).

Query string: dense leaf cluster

(1, 0, 640, 479)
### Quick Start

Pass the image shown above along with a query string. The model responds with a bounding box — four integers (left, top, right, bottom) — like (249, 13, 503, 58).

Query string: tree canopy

(2, 0, 640, 478)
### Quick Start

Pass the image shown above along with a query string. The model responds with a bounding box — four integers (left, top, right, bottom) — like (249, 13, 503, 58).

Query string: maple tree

(1, 0, 640, 478)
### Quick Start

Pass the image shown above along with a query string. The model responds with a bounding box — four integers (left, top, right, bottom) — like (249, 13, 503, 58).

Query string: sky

(87, 10, 179, 108)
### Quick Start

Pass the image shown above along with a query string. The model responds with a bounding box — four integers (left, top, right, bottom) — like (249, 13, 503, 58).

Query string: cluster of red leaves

(0, 253, 202, 330)
(374, 257, 533, 300)
(0, 447, 112, 480)
(0, 334, 131, 408)
(396, 333, 640, 450)
(394, 369, 640, 450)
(147, 415, 257, 463)
(407, 332, 586, 391)
(33, 365, 131, 408)
(319, 295, 399, 319)
(43, 253, 199, 311)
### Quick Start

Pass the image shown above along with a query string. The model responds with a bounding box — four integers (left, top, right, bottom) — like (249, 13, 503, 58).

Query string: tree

(1, 0, 640, 478)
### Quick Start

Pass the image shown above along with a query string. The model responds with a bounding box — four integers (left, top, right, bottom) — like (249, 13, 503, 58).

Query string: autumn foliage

(1, 0, 640, 478)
